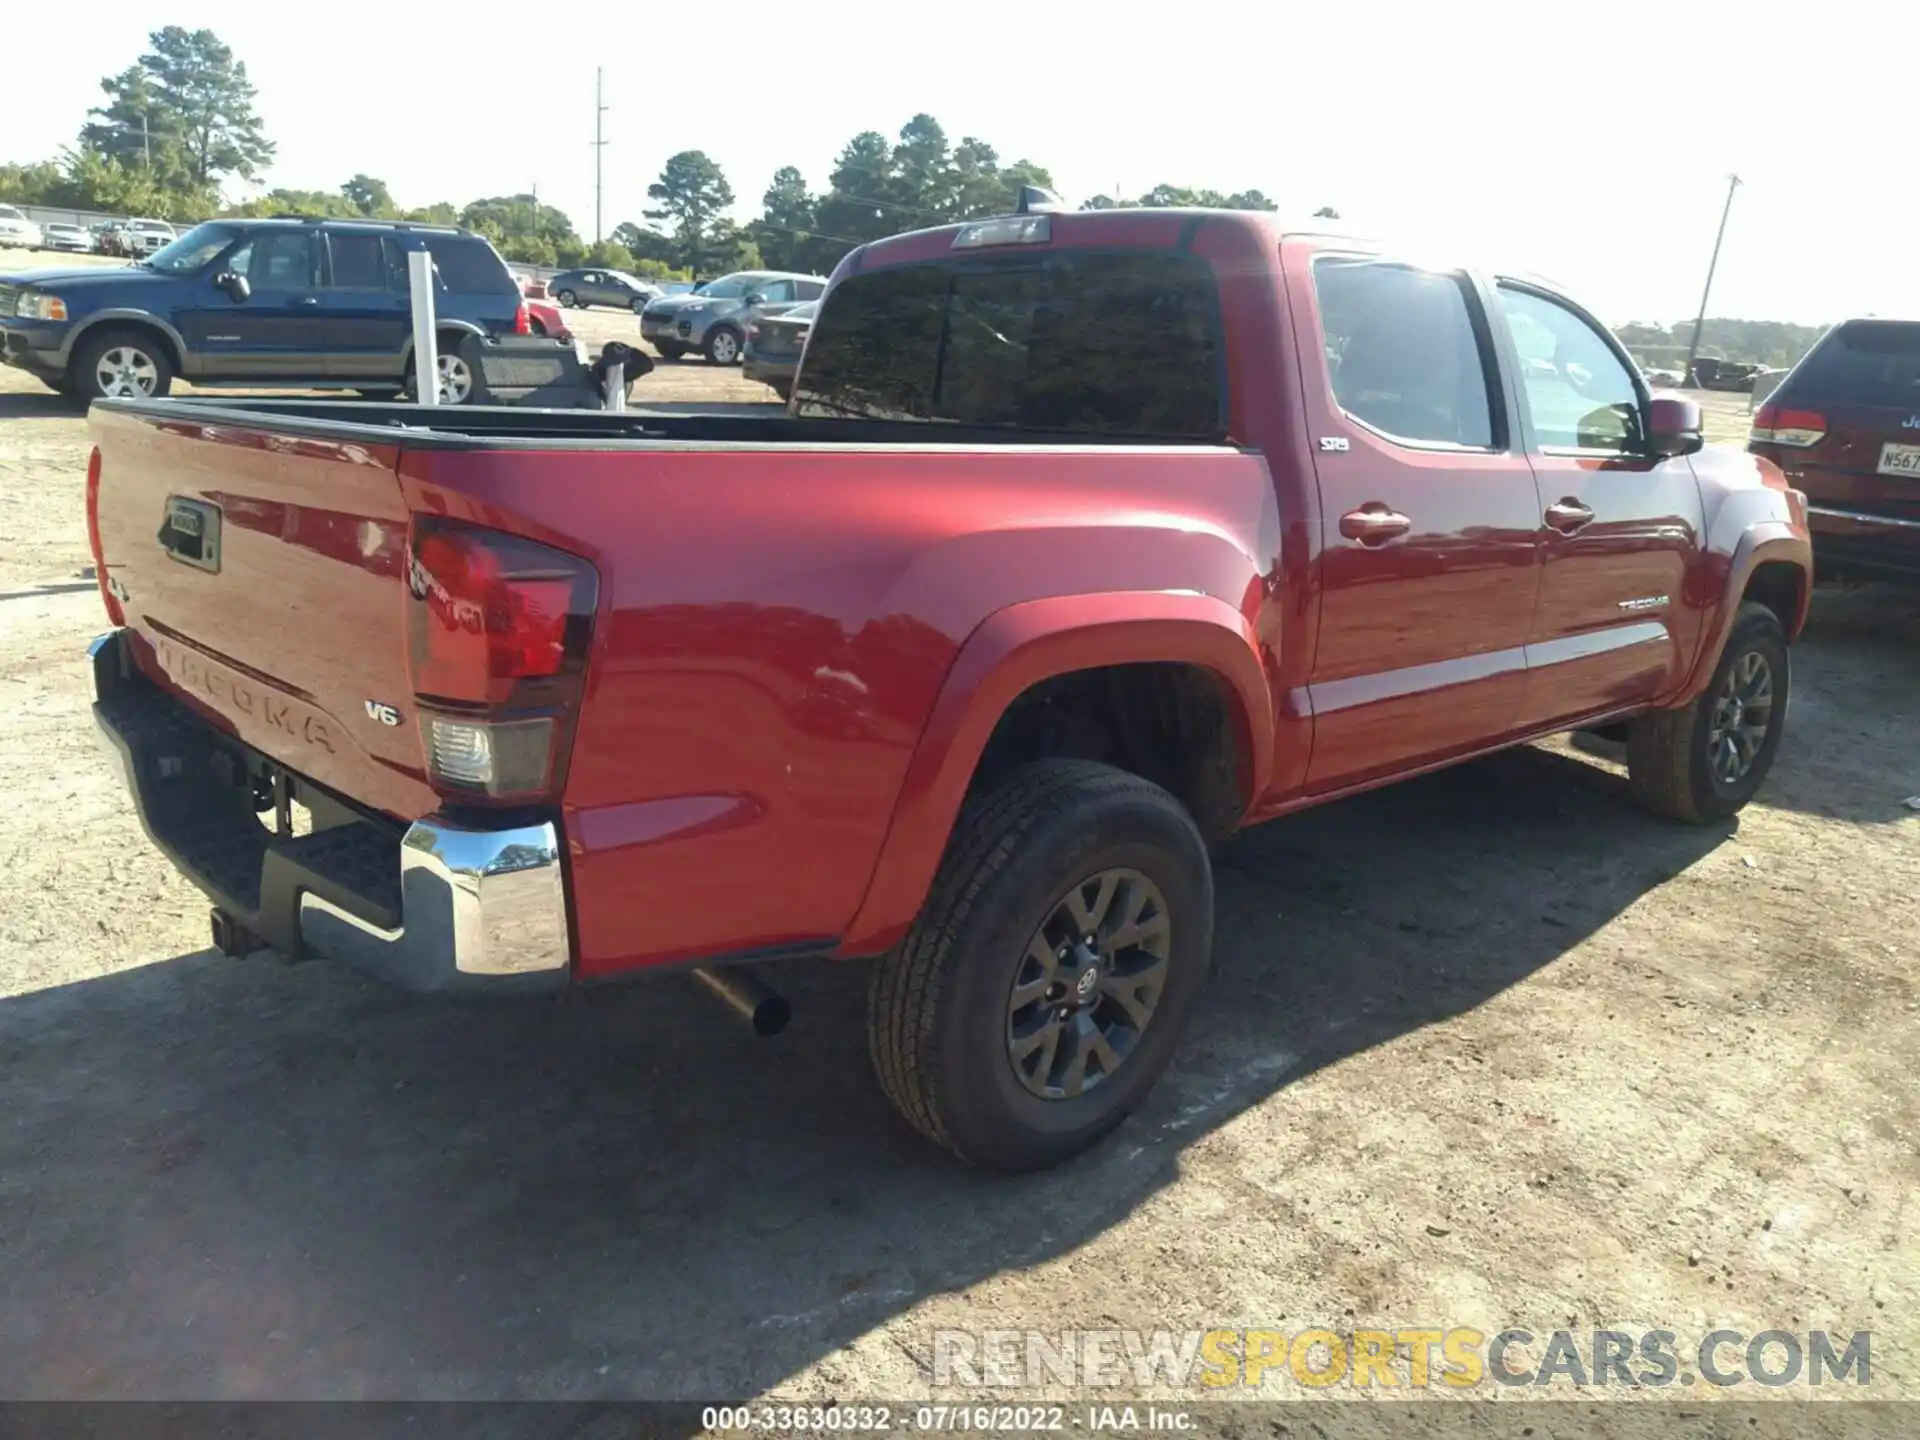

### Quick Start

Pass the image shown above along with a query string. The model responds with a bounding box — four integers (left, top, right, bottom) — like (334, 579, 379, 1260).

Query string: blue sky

(12, 0, 1910, 327)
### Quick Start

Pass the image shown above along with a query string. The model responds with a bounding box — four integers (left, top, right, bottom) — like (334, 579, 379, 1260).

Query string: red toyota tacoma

(83, 205, 1812, 1170)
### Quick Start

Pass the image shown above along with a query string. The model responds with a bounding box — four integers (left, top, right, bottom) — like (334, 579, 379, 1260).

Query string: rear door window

(325, 232, 388, 290)
(1312, 257, 1497, 448)
(1784, 321, 1920, 409)
(795, 250, 1225, 438)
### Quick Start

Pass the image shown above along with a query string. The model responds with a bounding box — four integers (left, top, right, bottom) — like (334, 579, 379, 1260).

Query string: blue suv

(0, 218, 527, 404)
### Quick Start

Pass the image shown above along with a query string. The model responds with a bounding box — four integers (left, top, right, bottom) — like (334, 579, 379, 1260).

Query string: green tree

(403, 201, 460, 226)
(889, 113, 955, 220)
(645, 150, 735, 271)
(814, 130, 897, 252)
(1313, 205, 1340, 219)
(748, 165, 832, 274)
(342, 174, 394, 216)
(80, 28, 273, 193)
(222, 187, 357, 218)
(611, 220, 682, 268)
(460, 193, 579, 250)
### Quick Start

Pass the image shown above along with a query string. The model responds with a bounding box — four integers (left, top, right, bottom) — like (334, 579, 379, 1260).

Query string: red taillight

(405, 518, 598, 801)
(85, 446, 124, 627)
(514, 301, 532, 335)
(1750, 403, 1827, 447)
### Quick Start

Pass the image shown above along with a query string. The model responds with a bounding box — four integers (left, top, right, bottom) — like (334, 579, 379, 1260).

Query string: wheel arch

(835, 590, 1273, 957)
(69, 312, 187, 376)
(397, 319, 486, 369)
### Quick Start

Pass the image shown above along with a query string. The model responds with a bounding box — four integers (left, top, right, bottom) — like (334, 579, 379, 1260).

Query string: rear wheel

(704, 325, 743, 365)
(1626, 602, 1789, 823)
(74, 328, 173, 402)
(556, 289, 577, 308)
(867, 760, 1214, 1171)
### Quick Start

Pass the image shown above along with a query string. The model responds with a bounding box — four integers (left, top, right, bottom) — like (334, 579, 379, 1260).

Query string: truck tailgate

(90, 405, 436, 821)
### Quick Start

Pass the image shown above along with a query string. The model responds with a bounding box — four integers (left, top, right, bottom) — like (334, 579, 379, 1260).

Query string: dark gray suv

(640, 271, 829, 364)
(549, 268, 662, 312)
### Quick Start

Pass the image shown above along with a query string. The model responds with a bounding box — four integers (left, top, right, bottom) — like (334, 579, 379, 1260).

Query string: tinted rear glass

(794, 250, 1225, 439)
(423, 235, 512, 295)
(1785, 321, 1920, 408)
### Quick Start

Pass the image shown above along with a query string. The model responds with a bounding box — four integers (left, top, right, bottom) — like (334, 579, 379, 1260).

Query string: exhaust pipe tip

(210, 908, 263, 958)
(692, 965, 791, 1037)
(750, 992, 792, 1038)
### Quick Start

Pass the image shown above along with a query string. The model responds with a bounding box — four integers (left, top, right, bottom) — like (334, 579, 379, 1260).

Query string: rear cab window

(795, 250, 1226, 439)
(1782, 321, 1920, 409)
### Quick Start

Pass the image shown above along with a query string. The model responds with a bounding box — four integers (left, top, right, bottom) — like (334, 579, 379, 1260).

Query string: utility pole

(141, 113, 151, 170)
(1683, 173, 1741, 387)
(592, 67, 610, 245)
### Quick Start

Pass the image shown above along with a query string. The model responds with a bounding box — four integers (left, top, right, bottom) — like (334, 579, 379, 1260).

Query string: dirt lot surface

(0, 257, 1914, 1411)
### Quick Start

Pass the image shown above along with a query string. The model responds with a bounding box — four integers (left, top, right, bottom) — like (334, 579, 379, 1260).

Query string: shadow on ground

(0, 743, 1731, 1402)
(0, 391, 79, 420)
(1752, 580, 1919, 825)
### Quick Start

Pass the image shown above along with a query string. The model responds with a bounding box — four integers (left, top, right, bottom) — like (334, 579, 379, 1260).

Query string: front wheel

(1626, 602, 1789, 823)
(653, 341, 687, 361)
(630, 297, 647, 314)
(74, 329, 174, 402)
(703, 325, 742, 365)
(867, 760, 1214, 1171)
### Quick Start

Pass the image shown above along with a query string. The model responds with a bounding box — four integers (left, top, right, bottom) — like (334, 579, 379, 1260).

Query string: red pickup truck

(84, 206, 1812, 1170)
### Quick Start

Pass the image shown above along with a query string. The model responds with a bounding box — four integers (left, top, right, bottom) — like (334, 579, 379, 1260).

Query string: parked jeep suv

(640, 270, 827, 363)
(1749, 317, 1920, 583)
(0, 218, 527, 404)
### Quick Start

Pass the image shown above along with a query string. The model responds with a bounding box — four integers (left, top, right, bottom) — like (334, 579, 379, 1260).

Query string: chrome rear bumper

(89, 630, 570, 993)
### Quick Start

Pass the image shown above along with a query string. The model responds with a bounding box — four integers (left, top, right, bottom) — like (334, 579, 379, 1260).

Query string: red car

(83, 204, 1810, 1169)
(1749, 318, 1920, 582)
(522, 297, 570, 343)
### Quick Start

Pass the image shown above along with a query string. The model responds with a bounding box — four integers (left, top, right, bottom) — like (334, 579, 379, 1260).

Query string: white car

(0, 204, 43, 251)
(122, 219, 177, 256)
(41, 223, 92, 254)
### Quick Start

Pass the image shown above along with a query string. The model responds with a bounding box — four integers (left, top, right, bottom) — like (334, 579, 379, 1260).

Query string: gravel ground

(0, 276, 1914, 1413)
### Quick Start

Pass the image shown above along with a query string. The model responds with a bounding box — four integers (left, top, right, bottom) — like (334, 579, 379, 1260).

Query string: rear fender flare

(835, 590, 1273, 957)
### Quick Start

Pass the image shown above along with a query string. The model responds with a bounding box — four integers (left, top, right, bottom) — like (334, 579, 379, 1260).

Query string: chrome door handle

(298, 295, 320, 306)
(1544, 500, 1596, 534)
(1339, 504, 1412, 545)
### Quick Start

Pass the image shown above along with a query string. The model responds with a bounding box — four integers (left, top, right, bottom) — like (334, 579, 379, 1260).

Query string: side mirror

(1646, 394, 1703, 459)
(216, 272, 251, 302)
(742, 292, 766, 307)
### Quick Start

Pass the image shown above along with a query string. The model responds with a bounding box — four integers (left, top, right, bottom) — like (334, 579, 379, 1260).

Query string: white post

(603, 355, 627, 412)
(408, 250, 439, 406)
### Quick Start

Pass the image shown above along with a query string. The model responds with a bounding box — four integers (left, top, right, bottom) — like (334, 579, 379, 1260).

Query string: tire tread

(867, 760, 1181, 1162)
